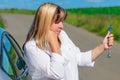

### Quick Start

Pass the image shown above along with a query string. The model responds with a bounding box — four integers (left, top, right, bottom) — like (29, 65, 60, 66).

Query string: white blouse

(24, 30, 94, 80)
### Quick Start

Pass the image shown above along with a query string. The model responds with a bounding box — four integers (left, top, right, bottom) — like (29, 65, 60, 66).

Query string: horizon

(0, 0, 120, 10)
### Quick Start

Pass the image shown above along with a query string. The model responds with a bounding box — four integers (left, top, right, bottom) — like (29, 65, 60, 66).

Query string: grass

(0, 8, 35, 15)
(66, 6, 120, 42)
(66, 6, 120, 15)
(0, 15, 5, 28)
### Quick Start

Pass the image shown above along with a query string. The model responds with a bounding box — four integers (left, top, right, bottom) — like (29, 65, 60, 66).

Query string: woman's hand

(102, 31, 114, 50)
(47, 30, 61, 54)
(92, 31, 114, 61)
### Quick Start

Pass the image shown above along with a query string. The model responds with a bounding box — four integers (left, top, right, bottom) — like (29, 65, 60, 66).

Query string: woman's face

(50, 21, 63, 35)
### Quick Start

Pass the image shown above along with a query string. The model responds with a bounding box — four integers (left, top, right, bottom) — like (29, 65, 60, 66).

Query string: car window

(1, 34, 17, 79)
(1, 32, 28, 80)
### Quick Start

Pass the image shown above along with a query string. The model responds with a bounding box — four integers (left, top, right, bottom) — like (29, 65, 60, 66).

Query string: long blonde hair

(24, 2, 67, 49)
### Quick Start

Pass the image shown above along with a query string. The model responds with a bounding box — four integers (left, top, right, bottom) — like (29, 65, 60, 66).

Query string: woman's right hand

(47, 30, 61, 55)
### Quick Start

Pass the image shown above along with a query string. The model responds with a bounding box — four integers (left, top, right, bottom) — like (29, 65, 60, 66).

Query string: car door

(0, 29, 28, 80)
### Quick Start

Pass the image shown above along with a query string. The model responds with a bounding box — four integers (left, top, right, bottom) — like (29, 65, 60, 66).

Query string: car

(0, 27, 29, 80)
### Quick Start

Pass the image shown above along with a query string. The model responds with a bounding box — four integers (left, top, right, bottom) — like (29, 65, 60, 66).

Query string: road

(1, 13, 120, 80)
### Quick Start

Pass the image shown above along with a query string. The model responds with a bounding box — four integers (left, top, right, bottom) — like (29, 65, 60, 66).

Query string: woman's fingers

(103, 32, 114, 50)
(108, 34, 114, 46)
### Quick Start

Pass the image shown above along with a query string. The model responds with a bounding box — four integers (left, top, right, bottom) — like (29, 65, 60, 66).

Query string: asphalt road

(1, 13, 120, 80)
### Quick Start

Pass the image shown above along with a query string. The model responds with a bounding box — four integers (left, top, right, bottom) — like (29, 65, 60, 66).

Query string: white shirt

(24, 30, 94, 80)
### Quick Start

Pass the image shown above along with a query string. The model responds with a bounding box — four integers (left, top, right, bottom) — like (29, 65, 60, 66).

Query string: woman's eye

(55, 21, 60, 24)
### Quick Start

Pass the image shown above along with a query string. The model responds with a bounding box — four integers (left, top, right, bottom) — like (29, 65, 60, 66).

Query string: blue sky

(0, 0, 120, 10)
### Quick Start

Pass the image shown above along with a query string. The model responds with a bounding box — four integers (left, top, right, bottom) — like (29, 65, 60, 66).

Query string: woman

(23, 2, 114, 80)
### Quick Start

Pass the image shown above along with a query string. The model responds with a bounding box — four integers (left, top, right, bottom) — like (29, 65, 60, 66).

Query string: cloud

(85, 0, 103, 2)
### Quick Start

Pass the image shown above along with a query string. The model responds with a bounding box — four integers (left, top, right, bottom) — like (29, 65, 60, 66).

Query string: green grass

(66, 6, 120, 15)
(66, 6, 120, 42)
(0, 15, 5, 28)
(0, 8, 35, 15)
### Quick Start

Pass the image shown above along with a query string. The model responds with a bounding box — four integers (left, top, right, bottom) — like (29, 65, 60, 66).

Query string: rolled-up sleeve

(24, 42, 65, 80)
(76, 47, 95, 67)
(60, 30, 95, 67)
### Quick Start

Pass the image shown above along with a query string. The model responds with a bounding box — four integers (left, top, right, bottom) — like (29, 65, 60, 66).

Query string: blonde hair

(25, 2, 67, 49)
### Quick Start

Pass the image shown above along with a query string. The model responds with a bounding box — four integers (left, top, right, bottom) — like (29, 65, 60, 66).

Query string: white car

(0, 28, 28, 80)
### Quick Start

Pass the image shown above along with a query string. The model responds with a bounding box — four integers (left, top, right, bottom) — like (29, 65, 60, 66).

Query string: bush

(0, 15, 4, 28)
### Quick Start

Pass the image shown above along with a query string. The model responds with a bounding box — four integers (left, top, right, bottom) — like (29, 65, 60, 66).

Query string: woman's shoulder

(24, 39, 36, 49)
(60, 30, 71, 40)
(60, 30, 66, 34)
(60, 30, 68, 37)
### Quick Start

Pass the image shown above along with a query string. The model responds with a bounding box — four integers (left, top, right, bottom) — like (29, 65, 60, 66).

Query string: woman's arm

(47, 30, 61, 55)
(92, 32, 114, 61)
(24, 41, 65, 79)
(60, 30, 95, 67)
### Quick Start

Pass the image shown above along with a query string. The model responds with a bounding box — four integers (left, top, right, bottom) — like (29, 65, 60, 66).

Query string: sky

(0, 0, 120, 10)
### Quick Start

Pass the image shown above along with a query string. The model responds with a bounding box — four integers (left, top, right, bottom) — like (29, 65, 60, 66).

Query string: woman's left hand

(102, 31, 114, 50)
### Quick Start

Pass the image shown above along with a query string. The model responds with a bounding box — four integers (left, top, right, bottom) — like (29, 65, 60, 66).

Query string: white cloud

(86, 0, 103, 2)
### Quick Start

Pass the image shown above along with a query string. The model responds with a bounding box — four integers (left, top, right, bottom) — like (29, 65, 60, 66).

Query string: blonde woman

(23, 2, 114, 80)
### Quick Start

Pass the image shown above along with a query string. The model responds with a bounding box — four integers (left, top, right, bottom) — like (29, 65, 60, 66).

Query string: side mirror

(16, 57, 25, 70)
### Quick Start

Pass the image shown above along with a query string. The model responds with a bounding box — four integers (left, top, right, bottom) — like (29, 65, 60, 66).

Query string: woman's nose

(59, 22, 63, 29)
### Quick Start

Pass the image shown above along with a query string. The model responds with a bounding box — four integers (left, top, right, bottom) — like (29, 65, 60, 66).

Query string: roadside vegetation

(0, 7, 120, 42)
(66, 6, 120, 42)
(0, 8, 35, 28)
(0, 8, 35, 15)
(0, 15, 5, 28)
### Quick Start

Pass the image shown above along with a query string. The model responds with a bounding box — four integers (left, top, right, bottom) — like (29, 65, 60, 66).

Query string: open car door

(0, 28, 28, 80)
